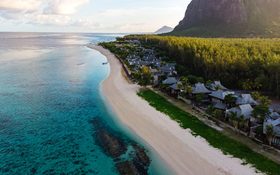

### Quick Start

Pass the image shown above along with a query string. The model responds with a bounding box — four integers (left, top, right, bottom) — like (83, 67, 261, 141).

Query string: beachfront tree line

(99, 41, 154, 86)
(126, 35, 280, 98)
(100, 38, 278, 148)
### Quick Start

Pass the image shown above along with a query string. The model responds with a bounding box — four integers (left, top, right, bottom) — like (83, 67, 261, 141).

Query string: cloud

(0, 0, 89, 15)
(26, 14, 72, 26)
(0, 0, 41, 12)
(87, 7, 185, 32)
(44, 0, 89, 15)
(0, 0, 187, 32)
(0, 0, 90, 27)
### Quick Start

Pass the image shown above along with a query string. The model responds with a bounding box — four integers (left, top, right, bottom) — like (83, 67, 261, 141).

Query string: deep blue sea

(0, 33, 169, 175)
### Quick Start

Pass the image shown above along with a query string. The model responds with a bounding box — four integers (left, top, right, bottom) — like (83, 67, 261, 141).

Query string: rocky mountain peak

(173, 0, 280, 37)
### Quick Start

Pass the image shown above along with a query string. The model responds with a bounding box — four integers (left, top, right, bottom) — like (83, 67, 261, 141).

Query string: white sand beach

(92, 45, 260, 175)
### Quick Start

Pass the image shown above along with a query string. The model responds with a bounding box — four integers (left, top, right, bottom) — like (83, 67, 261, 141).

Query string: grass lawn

(138, 89, 280, 175)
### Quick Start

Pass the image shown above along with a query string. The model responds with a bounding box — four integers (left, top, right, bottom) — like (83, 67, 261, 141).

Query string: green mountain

(172, 0, 280, 37)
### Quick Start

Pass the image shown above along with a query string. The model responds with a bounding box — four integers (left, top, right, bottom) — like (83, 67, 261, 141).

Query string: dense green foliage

(128, 35, 280, 97)
(99, 42, 135, 59)
(138, 89, 280, 175)
(170, 25, 280, 38)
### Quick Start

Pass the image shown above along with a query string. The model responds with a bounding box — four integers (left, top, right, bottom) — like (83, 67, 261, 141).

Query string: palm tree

(224, 94, 237, 108)
(239, 115, 246, 130)
(139, 66, 152, 87)
(266, 125, 275, 146)
(213, 109, 224, 120)
(252, 105, 270, 123)
(186, 85, 193, 95)
(251, 92, 271, 107)
(178, 76, 192, 96)
(179, 77, 188, 89)
(195, 94, 204, 105)
(206, 105, 215, 115)
(229, 112, 239, 132)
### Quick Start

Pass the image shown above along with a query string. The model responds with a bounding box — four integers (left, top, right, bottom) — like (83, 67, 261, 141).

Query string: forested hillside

(126, 35, 280, 97)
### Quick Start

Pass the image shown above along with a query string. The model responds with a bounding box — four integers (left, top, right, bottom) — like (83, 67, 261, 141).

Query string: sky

(0, 0, 191, 33)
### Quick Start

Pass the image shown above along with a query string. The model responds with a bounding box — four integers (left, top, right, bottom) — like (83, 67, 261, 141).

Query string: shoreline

(91, 45, 260, 175)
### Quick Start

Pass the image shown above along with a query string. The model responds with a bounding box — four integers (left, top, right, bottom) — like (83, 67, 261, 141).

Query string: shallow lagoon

(0, 33, 169, 175)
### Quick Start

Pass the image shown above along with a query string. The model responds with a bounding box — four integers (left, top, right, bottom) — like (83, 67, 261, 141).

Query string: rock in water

(116, 161, 140, 175)
(95, 129, 127, 158)
(90, 118, 151, 175)
(132, 144, 150, 175)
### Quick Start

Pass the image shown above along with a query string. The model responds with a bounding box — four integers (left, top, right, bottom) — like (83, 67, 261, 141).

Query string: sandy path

(91, 45, 260, 175)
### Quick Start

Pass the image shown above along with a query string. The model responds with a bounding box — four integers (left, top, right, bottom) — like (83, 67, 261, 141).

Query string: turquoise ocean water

(0, 33, 170, 175)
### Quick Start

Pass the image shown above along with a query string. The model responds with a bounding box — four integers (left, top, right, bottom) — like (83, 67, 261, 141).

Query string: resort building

(160, 63, 177, 76)
(269, 111, 280, 120)
(263, 118, 280, 137)
(207, 81, 227, 91)
(209, 90, 235, 103)
(226, 104, 254, 119)
(162, 77, 178, 85)
(192, 83, 211, 94)
(169, 83, 181, 96)
(213, 102, 227, 111)
(236, 94, 258, 106)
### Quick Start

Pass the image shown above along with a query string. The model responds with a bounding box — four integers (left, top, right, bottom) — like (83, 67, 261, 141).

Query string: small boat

(102, 62, 108, 65)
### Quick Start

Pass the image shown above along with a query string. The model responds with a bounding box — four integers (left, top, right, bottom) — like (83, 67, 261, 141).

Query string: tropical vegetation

(126, 35, 280, 98)
(138, 89, 280, 175)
